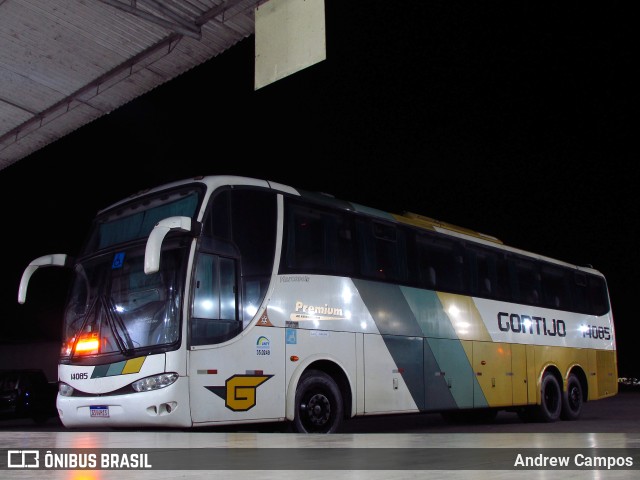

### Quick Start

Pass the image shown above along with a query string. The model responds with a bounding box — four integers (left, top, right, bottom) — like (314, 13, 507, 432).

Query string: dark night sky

(0, 1, 637, 376)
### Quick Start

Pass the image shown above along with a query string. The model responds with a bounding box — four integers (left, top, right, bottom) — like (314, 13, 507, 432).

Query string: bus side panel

(362, 334, 421, 414)
(472, 341, 513, 407)
(188, 325, 286, 425)
(587, 349, 598, 399)
(511, 343, 529, 405)
(525, 344, 537, 404)
(355, 332, 365, 415)
(424, 338, 474, 410)
(595, 350, 618, 398)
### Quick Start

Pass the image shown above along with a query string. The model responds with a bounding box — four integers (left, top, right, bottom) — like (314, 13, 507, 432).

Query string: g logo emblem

(206, 374, 273, 411)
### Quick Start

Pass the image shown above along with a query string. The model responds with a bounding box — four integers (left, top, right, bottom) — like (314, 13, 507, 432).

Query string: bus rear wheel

(561, 373, 583, 420)
(534, 373, 562, 422)
(293, 370, 343, 433)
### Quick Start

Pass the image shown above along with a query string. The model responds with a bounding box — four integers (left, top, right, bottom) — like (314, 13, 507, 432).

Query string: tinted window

(510, 258, 542, 305)
(540, 264, 573, 310)
(281, 202, 354, 276)
(356, 219, 407, 282)
(415, 233, 465, 293)
(194, 188, 277, 344)
(465, 245, 510, 300)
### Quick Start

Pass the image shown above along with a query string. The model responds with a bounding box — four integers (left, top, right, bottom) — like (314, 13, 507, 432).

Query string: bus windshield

(60, 185, 204, 360)
(82, 186, 203, 254)
(61, 243, 187, 359)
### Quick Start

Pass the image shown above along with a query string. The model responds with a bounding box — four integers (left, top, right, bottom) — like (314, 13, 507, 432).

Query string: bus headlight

(59, 383, 74, 397)
(132, 373, 179, 392)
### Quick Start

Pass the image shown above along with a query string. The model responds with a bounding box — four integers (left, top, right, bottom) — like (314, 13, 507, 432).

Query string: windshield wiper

(69, 295, 99, 360)
(102, 296, 136, 357)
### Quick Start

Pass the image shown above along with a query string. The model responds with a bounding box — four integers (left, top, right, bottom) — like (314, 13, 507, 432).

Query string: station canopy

(0, 0, 263, 171)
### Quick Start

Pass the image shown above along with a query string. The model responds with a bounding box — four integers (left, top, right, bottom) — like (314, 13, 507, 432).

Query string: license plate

(90, 406, 109, 417)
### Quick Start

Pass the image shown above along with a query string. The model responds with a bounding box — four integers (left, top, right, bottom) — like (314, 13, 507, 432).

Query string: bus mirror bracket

(18, 253, 70, 304)
(145, 216, 201, 274)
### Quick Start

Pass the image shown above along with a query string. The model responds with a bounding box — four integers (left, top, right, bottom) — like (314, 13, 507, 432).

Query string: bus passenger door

(187, 253, 285, 424)
(188, 329, 286, 425)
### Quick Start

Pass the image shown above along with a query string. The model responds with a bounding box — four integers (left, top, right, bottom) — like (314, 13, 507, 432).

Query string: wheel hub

(305, 393, 330, 425)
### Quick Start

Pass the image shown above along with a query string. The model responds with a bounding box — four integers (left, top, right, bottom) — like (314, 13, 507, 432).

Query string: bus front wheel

(560, 373, 583, 420)
(292, 370, 343, 433)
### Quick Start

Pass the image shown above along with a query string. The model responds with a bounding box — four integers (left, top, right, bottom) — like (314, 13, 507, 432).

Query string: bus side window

(573, 272, 589, 313)
(466, 247, 491, 297)
(287, 208, 325, 269)
(416, 233, 464, 293)
(356, 219, 407, 282)
(510, 257, 541, 305)
(191, 253, 240, 345)
(416, 235, 437, 289)
(541, 264, 572, 310)
(493, 253, 511, 300)
(588, 274, 610, 316)
(281, 203, 354, 276)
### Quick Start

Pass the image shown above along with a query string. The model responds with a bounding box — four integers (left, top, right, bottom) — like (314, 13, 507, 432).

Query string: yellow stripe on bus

(437, 292, 492, 342)
(122, 356, 146, 374)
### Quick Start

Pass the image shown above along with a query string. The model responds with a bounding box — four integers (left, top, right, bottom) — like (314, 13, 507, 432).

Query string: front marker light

(59, 383, 74, 397)
(132, 373, 179, 392)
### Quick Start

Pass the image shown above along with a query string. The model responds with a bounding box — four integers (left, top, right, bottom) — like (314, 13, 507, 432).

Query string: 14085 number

(583, 325, 611, 340)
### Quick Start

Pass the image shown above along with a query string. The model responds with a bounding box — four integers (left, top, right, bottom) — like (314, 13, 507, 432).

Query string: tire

(292, 370, 343, 433)
(561, 373, 583, 421)
(534, 373, 562, 422)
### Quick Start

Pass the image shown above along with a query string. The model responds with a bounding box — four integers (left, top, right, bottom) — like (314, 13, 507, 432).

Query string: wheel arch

(537, 364, 562, 405)
(566, 365, 588, 402)
(285, 357, 353, 422)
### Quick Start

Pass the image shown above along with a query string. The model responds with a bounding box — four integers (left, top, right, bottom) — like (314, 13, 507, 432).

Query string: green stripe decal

(354, 279, 488, 411)
(91, 364, 110, 379)
(91, 357, 146, 378)
(399, 286, 457, 339)
(106, 361, 127, 376)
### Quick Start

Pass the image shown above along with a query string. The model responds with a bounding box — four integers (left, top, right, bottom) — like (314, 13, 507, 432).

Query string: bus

(18, 175, 617, 433)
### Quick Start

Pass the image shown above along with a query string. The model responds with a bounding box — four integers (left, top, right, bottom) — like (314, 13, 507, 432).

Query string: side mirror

(144, 216, 201, 274)
(18, 254, 69, 304)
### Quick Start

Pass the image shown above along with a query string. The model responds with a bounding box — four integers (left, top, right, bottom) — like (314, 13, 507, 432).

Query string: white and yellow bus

(18, 175, 617, 432)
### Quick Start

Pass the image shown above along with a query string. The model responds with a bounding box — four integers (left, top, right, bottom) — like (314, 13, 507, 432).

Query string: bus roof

(101, 175, 603, 277)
